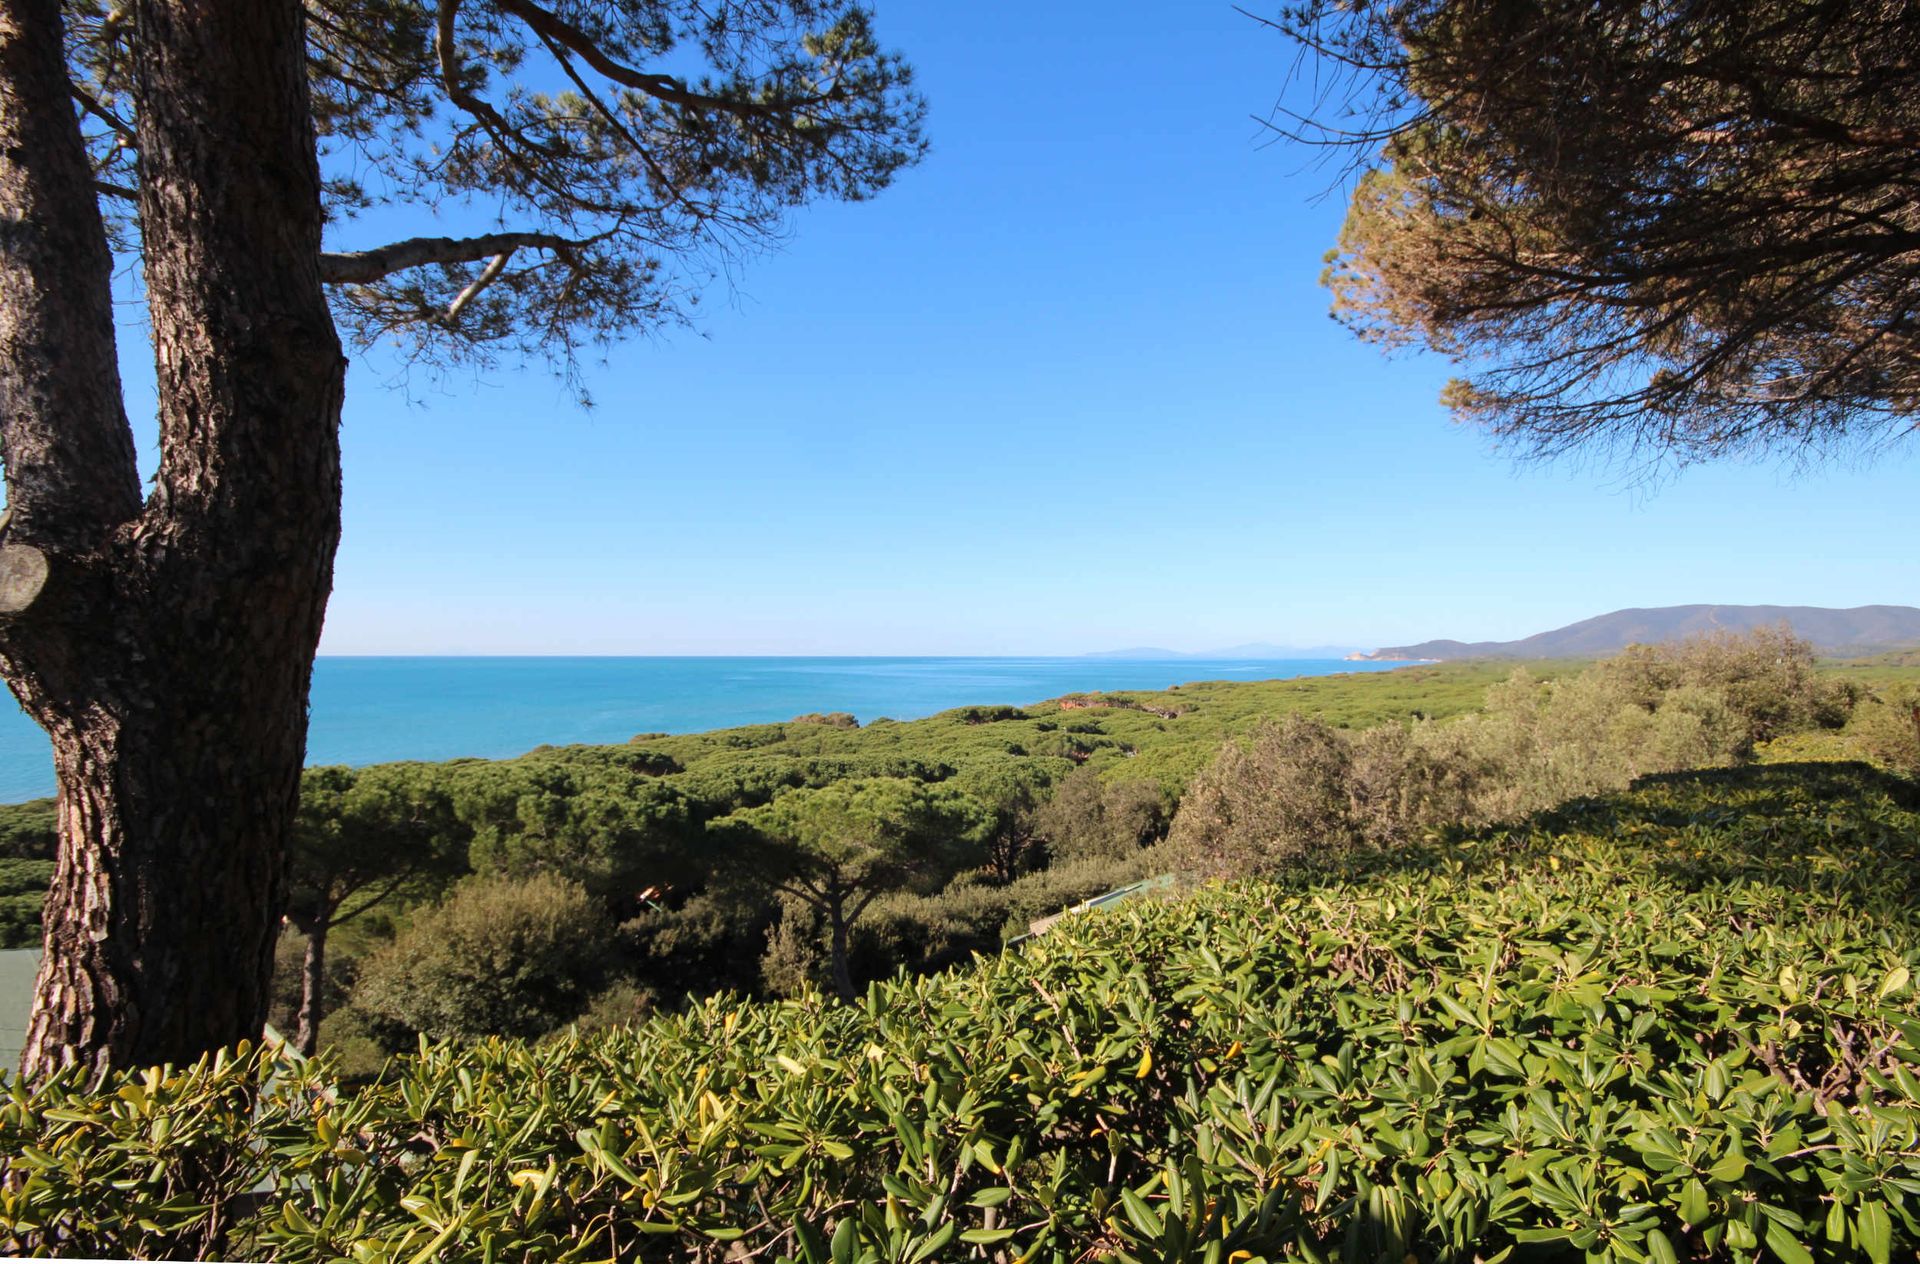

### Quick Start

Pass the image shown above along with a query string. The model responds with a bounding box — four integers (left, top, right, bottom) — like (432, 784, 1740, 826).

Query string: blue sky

(129, 1, 1920, 654)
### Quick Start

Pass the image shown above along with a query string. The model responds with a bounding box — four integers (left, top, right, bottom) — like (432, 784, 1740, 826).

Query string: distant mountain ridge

(1356, 605, 1920, 661)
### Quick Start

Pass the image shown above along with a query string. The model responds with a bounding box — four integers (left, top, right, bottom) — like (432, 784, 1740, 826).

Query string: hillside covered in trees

(7, 630, 1917, 1081)
(5, 632, 1920, 1257)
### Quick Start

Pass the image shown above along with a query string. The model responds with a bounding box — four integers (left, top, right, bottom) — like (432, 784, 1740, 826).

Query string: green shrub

(1167, 713, 1365, 876)
(1845, 682, 1920, 776)
(0, 807, 56, 949)
(850, 852, 1160, 983)
(0, 1042, 331, 1260)
(566, 979, 657, 1035)
(758, 894, 830, 998)
(993, 850, 1159, 935)
(1431, 666, 1750, 821)
(951, 705, 1029, 724)
(348, 874, 612, 1044)
(1598, 625, 1855, 747)
(790, 712, 859, 728)
(1344, 720, 1481, 845)
(1755, 728, 1866, 765)
(1035, 766, 1169, 864)
(620, 882, 778, 1003)
(850, 875, 1016, 977)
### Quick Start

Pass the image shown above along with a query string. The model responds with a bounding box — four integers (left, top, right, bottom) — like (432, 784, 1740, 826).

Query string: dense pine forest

(6, 635, 1920, 1259)
(8, 633, 1920, 1260)
(7, 633, 1919, 1078)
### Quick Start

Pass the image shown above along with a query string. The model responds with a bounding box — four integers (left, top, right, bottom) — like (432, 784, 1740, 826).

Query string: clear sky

(125, 1, 1920, 654)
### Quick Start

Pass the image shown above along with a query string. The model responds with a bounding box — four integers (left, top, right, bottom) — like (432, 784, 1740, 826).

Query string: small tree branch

(329, 866, 426, 928)
(70, 81, 136, 142)
(319, 230, 578, 284)
(441, 248, 512, 324)
(432, 0, 613, 212)
(772, 877, 828, 908)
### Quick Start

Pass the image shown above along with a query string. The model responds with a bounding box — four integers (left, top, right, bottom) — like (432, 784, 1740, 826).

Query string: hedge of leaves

(6, 762, 1920, 1262)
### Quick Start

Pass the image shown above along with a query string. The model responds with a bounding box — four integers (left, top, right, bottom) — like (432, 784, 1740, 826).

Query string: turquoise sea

(0, 656, 1406, 803)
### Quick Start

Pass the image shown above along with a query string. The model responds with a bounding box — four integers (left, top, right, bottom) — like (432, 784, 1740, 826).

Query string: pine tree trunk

(0, 0, 343, 1079)
(295, 919, 328, 1058)
(827, 895, 855, 1002)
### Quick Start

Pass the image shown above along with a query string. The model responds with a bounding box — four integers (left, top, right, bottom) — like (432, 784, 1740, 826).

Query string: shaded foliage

(716, 777, 992, 998)
(0, 859, 54, 951)
(285, 762, 468, 1052)
(0, 800, 55, 862)
(1033, 766, 1168, 864)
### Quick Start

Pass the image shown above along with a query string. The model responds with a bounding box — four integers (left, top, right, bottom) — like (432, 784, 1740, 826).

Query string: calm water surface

(0, 656, 1405, 802)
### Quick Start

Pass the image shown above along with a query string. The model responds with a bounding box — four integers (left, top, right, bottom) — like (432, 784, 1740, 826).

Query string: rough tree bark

(0, 0, 344, 1079)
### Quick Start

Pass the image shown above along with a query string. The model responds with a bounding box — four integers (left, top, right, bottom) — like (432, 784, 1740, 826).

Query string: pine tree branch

(319, 230, 579, 284)
(440, 248, 513, 323)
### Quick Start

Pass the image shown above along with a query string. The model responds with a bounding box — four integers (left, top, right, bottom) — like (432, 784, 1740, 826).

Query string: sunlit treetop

(1264, 0, 1920, 471)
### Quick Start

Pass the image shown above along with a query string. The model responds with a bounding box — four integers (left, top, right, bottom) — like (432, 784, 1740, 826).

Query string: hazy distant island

(1082, 642, 1364, 660)
(1349, 603, 1920, 661)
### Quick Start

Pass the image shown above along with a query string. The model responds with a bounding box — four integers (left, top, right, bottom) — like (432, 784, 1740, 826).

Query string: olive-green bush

(1167, 713, 1375, 877)
(1845, 682, 1920, 776)
(1597, 625, 1855, 746)
(1033, 766, 1168, 864)
(850, 850, 1155, 979)
(348, 873, 612, 1043)
(1168, 630, 1853, 879)
(0, 801, 57, 951)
